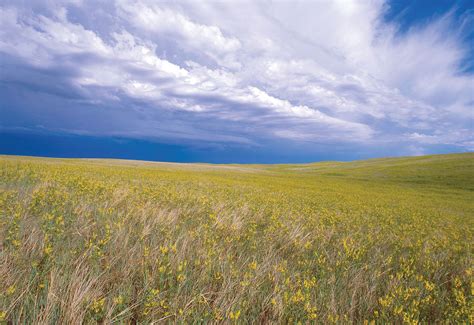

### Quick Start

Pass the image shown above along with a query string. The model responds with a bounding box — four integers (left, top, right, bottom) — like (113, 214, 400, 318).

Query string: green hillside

(278, 153, 473, 190)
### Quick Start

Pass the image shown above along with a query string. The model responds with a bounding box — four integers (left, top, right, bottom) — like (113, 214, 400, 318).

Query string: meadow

(0, 153, 472, 324)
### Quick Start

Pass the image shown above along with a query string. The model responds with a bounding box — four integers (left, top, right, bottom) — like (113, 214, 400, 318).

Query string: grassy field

(0, 153, 473, 324)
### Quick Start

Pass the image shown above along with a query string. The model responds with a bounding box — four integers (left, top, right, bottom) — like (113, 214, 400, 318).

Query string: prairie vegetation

(0, 153, 473, 323)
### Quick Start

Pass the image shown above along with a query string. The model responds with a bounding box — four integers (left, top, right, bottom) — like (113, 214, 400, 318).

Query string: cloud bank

(0, 0, 472, 160)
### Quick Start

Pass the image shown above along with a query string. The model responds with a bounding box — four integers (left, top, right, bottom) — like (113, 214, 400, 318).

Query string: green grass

(0, 153, 473, 323)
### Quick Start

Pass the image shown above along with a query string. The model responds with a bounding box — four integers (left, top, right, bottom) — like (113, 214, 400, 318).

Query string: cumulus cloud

(0, 0, 472, 157)
(117, 0, 241, 69)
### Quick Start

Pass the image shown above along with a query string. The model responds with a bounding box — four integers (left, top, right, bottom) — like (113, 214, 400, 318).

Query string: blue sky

(0, 0, 473, 163)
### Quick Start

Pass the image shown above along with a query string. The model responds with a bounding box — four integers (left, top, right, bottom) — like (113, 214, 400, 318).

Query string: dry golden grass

(0, 153, 473, 323)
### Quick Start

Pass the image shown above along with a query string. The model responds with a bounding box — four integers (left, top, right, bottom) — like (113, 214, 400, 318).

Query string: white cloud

(0, 0, 472, 154)
(117, 0, 241, 69)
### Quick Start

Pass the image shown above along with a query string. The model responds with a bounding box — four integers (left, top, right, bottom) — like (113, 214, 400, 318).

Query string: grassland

(0, 153, 473, 324)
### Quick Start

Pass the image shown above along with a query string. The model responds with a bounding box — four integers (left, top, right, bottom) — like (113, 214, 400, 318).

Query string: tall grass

(1, 154, 473, 323)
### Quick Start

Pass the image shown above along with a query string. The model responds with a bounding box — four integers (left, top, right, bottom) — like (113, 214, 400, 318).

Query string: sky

(0, 0, 473, 163)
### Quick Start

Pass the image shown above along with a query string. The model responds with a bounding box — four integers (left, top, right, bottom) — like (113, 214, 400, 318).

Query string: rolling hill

(1, 153, 472, 323)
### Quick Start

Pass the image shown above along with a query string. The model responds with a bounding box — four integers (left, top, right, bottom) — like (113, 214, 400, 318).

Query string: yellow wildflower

(229, 310, 241, 321)
(113, 295, 124, 305)
(6, 285, 15, 295)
